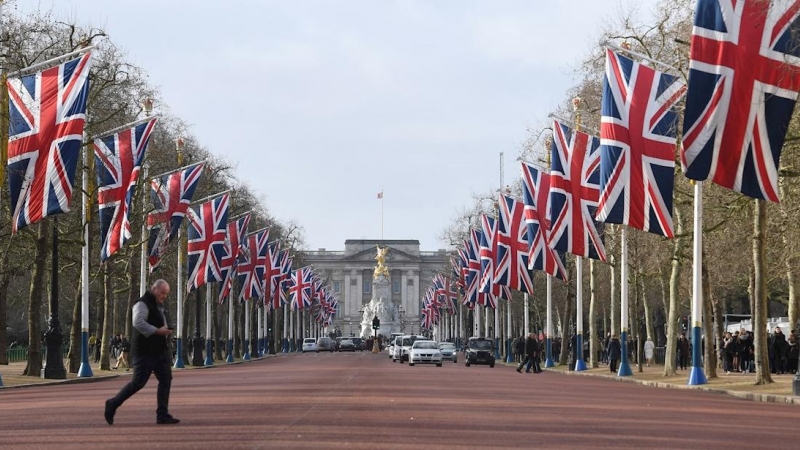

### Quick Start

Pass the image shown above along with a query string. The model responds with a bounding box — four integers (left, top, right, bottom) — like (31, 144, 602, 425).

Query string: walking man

(105, 280, 179, 425)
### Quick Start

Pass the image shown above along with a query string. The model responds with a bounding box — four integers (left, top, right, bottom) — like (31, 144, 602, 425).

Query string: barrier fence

(5, 346, 70, 363)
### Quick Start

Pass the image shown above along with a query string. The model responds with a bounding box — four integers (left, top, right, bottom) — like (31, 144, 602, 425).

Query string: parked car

(464, 337, 495, 367)
(302, 338, 317, 353)
(339, 339, 356, 352)
(438, 342, 457, 363)
(409, 340, 443, 367)
(398, 335, 426, 363)
(317, 337, 335, 352)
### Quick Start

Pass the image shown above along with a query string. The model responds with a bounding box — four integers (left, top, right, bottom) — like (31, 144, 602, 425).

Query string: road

(1, 350, 798, 449)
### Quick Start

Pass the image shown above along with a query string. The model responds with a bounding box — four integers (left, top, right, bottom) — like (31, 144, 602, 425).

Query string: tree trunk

(0, 251, 9, 365)
(642, 274, 654, 342)
(634, 269, 643, 372)
(182, 290, 191, 365)
(702, 253, 717, 378)
(753, 199, 773, 384)
(558, 288, 573, 366)
(100, 264, 113, 371)
(779, 179, 798, 331)
(589, 259, 598, 368)
(214, 289, 223, 361)
(67, 278, 81, 373)
(125, 258, 136, 340)
(664, 206, 685, 377)
(712, 294, 725, 371)
(23, 222, 49, 376)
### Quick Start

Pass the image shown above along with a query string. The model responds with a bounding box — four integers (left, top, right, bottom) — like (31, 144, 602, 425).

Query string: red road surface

(1, 351, 798, 449)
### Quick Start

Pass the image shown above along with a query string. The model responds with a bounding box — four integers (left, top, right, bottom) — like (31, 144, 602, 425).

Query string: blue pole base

(174, 338, 185, 369)
(204, 339, 214, 366)
(688, 326, 707, 385)
(618, 331, 632, 376)
(574, 358, 587, 371)
(77, 331, 93, 377)
(259, 338, 265, 357)
(544, 337, 554, 368)
(494, 338, 501, 360)
(506, 339, 513, 364)
(574, 335, 586, 371)
(0, 372, 3, 387)
(688, 366, 708, 385)
(281, 338, 288, 353)
(226, 340, 234, 363)
(243, 340, 251, 361)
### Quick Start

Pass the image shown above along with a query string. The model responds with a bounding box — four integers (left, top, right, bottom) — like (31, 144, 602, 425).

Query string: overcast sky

(12, 0, 649, 251)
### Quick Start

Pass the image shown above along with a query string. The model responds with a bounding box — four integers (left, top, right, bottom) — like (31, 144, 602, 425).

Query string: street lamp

(398, 305, 405, 333)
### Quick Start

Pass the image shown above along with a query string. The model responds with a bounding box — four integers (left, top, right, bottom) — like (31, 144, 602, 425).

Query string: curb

(0, 354, 279, 390)
(547, 367, 800, 406)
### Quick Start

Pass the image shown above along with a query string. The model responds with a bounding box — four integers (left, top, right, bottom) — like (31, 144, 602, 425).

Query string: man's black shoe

(104, 399, 115, 425)
(157, 416, 180, 425)
(516, 368, 521, 373)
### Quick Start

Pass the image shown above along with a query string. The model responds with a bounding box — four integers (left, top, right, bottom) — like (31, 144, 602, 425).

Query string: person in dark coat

(607, 335, 621, 373)
(677, 333, 690, 370)
(771, 327, 788, 374)
(516, 334, 541, 373)
(515, 336, 525, 363)
(105, 280, 179, 425)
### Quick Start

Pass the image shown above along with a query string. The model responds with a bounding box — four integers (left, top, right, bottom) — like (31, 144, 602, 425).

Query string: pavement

(2, 351, 800, 449)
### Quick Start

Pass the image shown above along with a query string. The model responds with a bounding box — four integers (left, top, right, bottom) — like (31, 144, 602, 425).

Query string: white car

(302, 338, 317, 352)
(408, 340, 443, 367)
(391, 336, 403, 362)
(398, 335, 426, 363)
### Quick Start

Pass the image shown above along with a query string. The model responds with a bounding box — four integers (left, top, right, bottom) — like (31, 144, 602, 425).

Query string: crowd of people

(87, 333, 130, 370)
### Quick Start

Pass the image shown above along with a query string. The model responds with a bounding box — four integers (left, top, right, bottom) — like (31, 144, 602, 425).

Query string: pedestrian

(787, 332, 799, 374)
(723, 332, 734, 374)
(607, 335, 621, 373)
(113, 337, 130, 371)
(677, 333, 690, 370)
(88, 333, 97, 360)
(771, 327, 788, 374)
(105, 280, 179, 425)
(94, 336, 102, 363)
(516, 333, 541, 374)
(515, 336, 525, 363)
(644, 337, 655, 367)
(511, 337, 520, 362)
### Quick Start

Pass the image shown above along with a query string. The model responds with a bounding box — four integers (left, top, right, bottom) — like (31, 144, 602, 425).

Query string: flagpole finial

(142, 97, 154, 115)
(176, 137, 185, 165)
(620, 41, 631, 50)
(572, 97, 583, 132)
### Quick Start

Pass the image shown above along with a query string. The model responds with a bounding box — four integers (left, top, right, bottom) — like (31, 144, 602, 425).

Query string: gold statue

(374, 245, 390, 279)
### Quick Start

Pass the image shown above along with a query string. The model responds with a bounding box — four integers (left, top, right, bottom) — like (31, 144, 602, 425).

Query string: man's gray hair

(151, 279, 170, 291)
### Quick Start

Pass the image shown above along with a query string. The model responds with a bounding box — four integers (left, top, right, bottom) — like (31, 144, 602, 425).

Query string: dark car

(465, 337, 495, 368)
(339, 339, 356, 352)
(350, 337, 364, 351)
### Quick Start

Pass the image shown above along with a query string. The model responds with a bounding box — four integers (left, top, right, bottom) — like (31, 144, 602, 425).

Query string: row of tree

(0, 11, 307, 375)
(441, 0, 800, 385)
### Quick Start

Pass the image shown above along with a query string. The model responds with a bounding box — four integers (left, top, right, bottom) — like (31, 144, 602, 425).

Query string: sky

(11, 0, 650, 251)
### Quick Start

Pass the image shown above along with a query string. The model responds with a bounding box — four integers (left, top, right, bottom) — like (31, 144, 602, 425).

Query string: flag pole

(573, 97, 587, 372)
(617, 226, 633, 376)
(173, 138, 186, 369)
(138, 98, 153, 299)
(226, 289, 234, 363)
(243, 299, 251, 361)
(282, 304, 289, 352)
(381, 190, 384, 240)
(203, 285, 214, 366)
(523, 293, 530, 337)
(688, 181, 708, 385)
(77, 126, 93, 378)
(495, 152, 503, 359)
(544, 275, 555, 367)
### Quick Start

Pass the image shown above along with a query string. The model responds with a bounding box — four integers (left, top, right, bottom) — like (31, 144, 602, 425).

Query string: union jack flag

(494, 194, 536, 293)
(289, 266, 314, 311)
(266, 241, 283, 309)
(434, 275, 458, 311)
(465, 231, 484, 306)
(186, 194, 230, 292)
(7, 52, 92, 233)
(597, 49, 684, 237)
(94, 118, 157, 261)
(479, 214, 512, 307)
(237, 229, 269, 301)
(520, 161, 568, 281)
(146, 162, 205, 271)
(218, 214, 250, 303)
(549, 120, 606, 261)
(682, 0, 800, 202)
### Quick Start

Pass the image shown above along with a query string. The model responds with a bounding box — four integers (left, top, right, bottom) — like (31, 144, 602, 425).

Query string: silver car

(438, 342, 457, 363)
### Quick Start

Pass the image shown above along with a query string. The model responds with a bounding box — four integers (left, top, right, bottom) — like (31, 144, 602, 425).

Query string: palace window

(392, 280, 401, 294)
(363, 279, 371, 294)
(333, 281, 341, 293)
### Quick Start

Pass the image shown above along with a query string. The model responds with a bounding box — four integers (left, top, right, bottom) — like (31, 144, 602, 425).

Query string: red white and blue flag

(237, 229, 269, 301)
(549, 120, 607, 261)
(94, 118, 157, 261)
(7, 52, 92, 233)
(266, 241, 283, 309)
(465, 231, 484, 306)
(289, 266, 314, 311)
(597, 49, 684, 237)
(147, 162, 205, 271)
(478, 215, 511, 308)
(218, 214, 250, 303)
(494, 194, 536, 294)
(520, 161, 568, 281)
(187, 193, 230, 292)
(681, 0, 800, 202)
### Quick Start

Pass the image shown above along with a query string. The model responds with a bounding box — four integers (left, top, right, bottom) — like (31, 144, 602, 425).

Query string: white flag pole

(688, 181, 708, 385)
(544, 275, 555, 367)
(203, 285, 213, 366)
(77, 128, 93, 378)
(618, 226, 633, 376)
(226, 291, 234, 362)
(173, 137, 186, 369)
(243, 300, 251, 361)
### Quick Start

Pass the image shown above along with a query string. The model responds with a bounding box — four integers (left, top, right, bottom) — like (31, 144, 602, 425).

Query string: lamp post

(398, 305, 405, 333)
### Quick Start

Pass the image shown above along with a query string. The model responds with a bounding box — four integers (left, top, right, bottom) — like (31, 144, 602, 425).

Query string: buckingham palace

(301, 239, 450, 336)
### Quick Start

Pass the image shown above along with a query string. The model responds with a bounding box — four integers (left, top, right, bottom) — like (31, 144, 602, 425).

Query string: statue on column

(374, 245, 389, 279)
